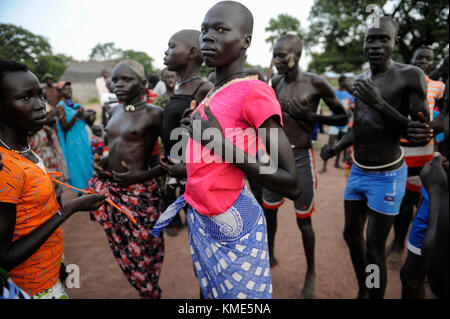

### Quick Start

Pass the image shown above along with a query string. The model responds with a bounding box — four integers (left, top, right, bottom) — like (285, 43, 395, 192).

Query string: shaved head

(173, 29, 202, 50)
(209, 1, 253, 35)
(277, 34, 303, 52)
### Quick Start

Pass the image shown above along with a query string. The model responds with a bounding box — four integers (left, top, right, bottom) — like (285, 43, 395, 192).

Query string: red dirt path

(61, 131, 433, 299)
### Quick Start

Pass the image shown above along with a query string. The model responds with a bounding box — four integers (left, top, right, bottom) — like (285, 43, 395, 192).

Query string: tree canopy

(89, 43, 155, 76)
(265, 14, 306, 49)
(306, 0, 449, 73)
(0, 23, 72, 81)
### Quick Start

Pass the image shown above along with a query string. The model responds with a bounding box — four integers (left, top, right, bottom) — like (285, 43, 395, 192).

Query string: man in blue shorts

(320, 17, 429, 299)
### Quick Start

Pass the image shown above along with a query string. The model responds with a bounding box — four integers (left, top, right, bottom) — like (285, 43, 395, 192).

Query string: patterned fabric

(402, 76, 445, 168)
(153, 187, 273, 299)
(88, 176, 164, 299)
(29, 126, 70, 198)
(0, 147, 64, 296)
(0, 267, 30, 299)
(56, 99, 93, 191)
(32, 281, 68, 299)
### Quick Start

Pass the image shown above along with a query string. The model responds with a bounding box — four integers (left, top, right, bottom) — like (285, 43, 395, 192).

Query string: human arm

(288, 79, 348, 127)
(420, 153, 449, 298)
(58, 104, 84, 132)
(320, 128, 354, 161)
(353, 73, 428, 130)
(184, 108, 300, 200)
(0, 195, 105, 272)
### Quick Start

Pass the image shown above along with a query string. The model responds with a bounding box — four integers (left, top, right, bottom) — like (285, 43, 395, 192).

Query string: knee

(343, 228, 360, 245)
(297, 217, 313, 233)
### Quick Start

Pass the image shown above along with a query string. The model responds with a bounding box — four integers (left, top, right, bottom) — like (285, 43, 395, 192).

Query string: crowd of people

(0, 0, 448, 300)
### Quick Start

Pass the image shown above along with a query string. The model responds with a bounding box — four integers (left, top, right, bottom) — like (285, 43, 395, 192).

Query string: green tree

(121, 50, 154, 76)
(265, 14, 307, 49)
(89, 42, 122, 61)
(0, 23, 72, 81)
(307, 0, 449, 73)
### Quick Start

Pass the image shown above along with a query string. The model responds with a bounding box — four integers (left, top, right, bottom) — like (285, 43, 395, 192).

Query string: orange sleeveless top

(0, 146, 64, 296)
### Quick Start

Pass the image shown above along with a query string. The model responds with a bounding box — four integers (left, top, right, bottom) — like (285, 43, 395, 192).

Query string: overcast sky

(0, 0, 314, 70)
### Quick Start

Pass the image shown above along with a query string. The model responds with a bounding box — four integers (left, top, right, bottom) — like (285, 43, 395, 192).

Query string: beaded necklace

(0, 136, 31, 154)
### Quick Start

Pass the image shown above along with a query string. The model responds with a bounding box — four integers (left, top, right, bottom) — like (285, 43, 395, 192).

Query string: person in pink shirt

(152, 1, 300, 299)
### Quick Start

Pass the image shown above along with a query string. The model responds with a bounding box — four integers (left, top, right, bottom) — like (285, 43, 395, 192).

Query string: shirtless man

(320, 17, 429, 299)
(88, 60, 166, 298)
(388, 47, 446, 262)
(262, 34, 348, 299)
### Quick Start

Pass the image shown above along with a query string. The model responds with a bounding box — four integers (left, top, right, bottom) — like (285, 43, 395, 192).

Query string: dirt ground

(61, 104, 433, 299)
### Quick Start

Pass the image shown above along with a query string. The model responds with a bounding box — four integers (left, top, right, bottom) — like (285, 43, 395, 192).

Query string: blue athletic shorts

(407, 187, 429, 256)
(344, 163, 407, 215)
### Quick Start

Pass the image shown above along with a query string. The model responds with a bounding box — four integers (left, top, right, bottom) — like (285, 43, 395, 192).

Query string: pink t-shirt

(184, 79, 283, 216)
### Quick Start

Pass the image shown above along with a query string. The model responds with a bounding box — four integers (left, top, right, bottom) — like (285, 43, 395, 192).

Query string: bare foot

(301, 271, 315, 299)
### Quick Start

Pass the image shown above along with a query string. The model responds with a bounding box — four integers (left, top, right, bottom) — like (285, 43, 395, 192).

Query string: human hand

(112, 161, 147, 186)
(320, 144, 338, 161)
(420, 152, 449, 193)
(353, 78, 383, 108)
(93, 154, 112, 178)
(161, 160, 187, 177)
(181, 107, 224, 148)
(406, 112, 434, 145)
(63, 194, 106, 217)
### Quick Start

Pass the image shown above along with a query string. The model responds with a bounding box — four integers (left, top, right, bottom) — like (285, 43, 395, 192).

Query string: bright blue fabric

(407, 187, 429, 255)
(344, 163, 407, 215)
(56, 100, 93, 191)
(152, 187, 273, 299)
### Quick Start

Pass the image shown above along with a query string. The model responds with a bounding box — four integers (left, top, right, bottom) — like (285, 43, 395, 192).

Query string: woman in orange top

(0, 60, 105, 298)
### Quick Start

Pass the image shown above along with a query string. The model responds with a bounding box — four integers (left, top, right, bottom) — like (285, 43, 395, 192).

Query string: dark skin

(161, 70, 178, 100)
(388, 47, 443, 260)
(401, 84, 449, 299)
(262, 36, 348, 299)
(181, 2, 300, 199)
(421, 153, 449, 299)
(94, 63, 165, 186)
(0, 70, 104, 272)
(321, 21, 429, 299)
(161, 30, 213, 176)
(320, 77, 353, 172)
(271, 38, 348, 148)
(57, 84, 85, 132)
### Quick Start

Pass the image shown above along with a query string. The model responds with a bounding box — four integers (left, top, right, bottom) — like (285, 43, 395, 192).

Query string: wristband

(56, 210, 65, 221)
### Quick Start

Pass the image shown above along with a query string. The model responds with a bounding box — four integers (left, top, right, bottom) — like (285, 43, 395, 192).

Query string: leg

(400, 250, 426, 299)
(388, 190, 420, 262)
(365, 209, 396, 299)
(297, 216, 316, 299)
(334, 131, 345, 168)
(263, 207, 279, 267)
(319, 133, 338, 174)
(343, 200, 369, 298)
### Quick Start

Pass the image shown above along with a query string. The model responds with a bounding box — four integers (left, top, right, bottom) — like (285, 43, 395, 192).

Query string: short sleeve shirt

(0, 147, 63, 296)
(184, 78, 283, 216)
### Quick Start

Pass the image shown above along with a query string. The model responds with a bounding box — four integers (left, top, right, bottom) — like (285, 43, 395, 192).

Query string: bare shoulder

(306, 72, 335, 94)
(271, 74, 283, 89)
(197, 81, 214, 101)
(145, 103, 164, 116)
(395, 62, 427, 90)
